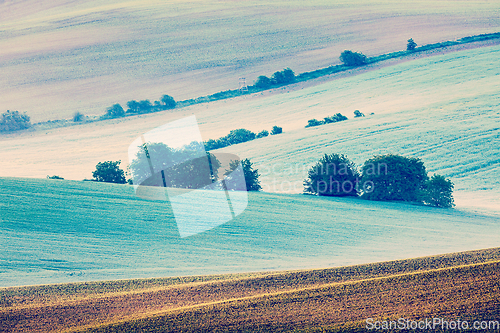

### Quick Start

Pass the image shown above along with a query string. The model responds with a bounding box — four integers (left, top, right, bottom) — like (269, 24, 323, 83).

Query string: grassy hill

(1, 0, 499, 121)
(1, 45, 499, 212)
(1, 177, 499, 288)
(2, 247, 500, 332)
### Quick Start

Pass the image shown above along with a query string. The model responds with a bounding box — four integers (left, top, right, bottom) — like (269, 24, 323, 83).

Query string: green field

(2, 248, 499, 332)
(1, 177, 499, 288)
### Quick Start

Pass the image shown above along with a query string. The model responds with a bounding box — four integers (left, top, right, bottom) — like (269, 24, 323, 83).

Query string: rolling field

(1, 0, 499, 121)
(1, 45, 499, 213)
(1, 248, 500, 332)
(1, 177, 499, 288)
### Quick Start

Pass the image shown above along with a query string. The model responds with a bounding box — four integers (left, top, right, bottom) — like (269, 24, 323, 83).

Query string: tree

(226, 128, 256, 144)
(306, 119, 323, 128)
(323, 113, 348, 123)
(255, 75, 272, 89)
(271, 126, 282, 135)
(0, 110, 31, 132)
(360, 154, 427, 202)
(106, 104, 125, 118)
(304, 153, 359, 196)
(271, 68, 295, 85)
(92, 160, 127, 184)
(73, 112, 84, 122)
(407, 38, 417, 51)
(160, 95, 176, 109)
(422, 174, 454, 208)
(256, 130, 269, 138)
(128, 142, 221, 189)
(47, 175, 64, 180)
(225, 158, 261, 191)
(126, 100, 141, 114)
(354, 110, 365, 117)
(340, 50, 368, 66)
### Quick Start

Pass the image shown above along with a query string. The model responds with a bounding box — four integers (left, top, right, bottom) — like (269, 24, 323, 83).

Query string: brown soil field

(1, 247, 499, 332)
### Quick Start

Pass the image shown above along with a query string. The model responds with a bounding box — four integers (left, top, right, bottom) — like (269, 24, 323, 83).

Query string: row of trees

(105, 95, 176, 119)
(303, 153, 454, 208)
(254, 68, 296, 89)
(306, 113, 348, 128)
(204, 126, 282, 151)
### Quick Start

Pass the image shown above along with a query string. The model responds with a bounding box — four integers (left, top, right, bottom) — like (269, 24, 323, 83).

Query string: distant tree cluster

(304, 153, 454, 208)
(306, 113, 348, 128)
(0, 110, 31, 132)
(104, 94, 176, 119)
(204, 126, 283, 151)
(340, 50, 368, 66)
(255, 68, 295, 89)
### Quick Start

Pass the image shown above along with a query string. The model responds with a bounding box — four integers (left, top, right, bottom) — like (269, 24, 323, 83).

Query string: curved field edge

(20, 31, 500, 131)
(1, 247, 500, 333)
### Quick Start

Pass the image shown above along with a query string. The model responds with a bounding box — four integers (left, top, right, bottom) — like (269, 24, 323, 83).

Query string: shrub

(0, 110, 31, 132)
(340, 50, 368, 66)
(255, 76, 272, 89)
(47, 175, 64, 180)
(73, 112, 85, 122)
(225, 158, 261, 191)
(226, 129, 256, 144)
(92, 160, 127, 184)
(306, 119, 324, 128)
(324, 113, 348, 123)
(271, 126, 282, 135)
(354, 110, 365, 117)
(422, 174, 454, 208)
(360, 154, 427, 202)
(106, 104, 125, 118)
(271, 68, 295, 85)
(160, 95, 176, 109)
(407, 38, 417, 51)
(256, 130, 269, 138)
(304, 153, 359, 196)
(204, 129, 257, 151)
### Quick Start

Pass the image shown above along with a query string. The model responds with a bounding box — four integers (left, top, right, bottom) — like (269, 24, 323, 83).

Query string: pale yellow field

(1, 0, 499, 121)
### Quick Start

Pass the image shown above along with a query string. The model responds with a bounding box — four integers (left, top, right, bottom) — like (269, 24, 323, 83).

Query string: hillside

(1, 177, 499, 287)
(1, 44, 499, 213)
(1, 0, 499, 121)
(2, 248, 500, 332)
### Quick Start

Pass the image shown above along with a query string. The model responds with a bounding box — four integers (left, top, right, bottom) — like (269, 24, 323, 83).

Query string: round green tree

(92, 160, 127, 184)
(360, 154, 427, 202)
(304, 153, 359, 196)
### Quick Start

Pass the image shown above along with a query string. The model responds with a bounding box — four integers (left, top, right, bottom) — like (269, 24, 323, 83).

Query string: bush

(47, 175, 64, 180)
(92, 160, 127, 184)
(407, 38, 417, 51)
(324, 113, 348, 123)
(306, 119, 323, 128)
(271, 126, 282, 135)
(340, 50, 368, 66)
(204, 129, 257, 151)
(354, 110, 365, 117)
(73, 112, 85, 122)
(106, 104, 125, 118)
(422, 174, 454, 208)
(160, 95, 176, 109)
(225, 158, 261, 191)
(360, 154, 427, 202)
(271, 68, 295, 85)
(255, 76, 272, 89)
(256, 130, 269, 138)
(304, 153, 359, 196)
(0, 110, 31, 132)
